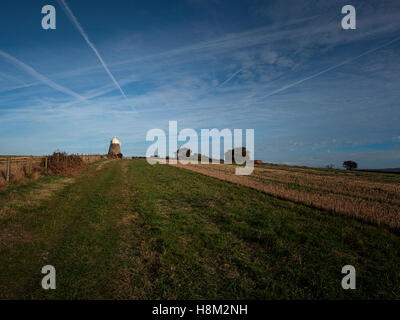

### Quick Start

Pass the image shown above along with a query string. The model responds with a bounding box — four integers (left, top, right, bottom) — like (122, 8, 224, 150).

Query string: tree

(225, 147, 249, 164)
(176, 148, 191, 159)
(343, 161, 357, 170)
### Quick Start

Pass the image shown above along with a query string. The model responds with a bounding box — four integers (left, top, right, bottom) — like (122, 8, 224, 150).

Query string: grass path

(0, 160, 399, 299)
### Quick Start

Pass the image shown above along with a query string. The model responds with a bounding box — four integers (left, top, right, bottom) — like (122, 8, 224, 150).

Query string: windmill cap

(111, 137, 121, 145)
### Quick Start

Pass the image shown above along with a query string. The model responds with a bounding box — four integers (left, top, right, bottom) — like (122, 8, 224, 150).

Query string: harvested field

(170, 163, 400, 230)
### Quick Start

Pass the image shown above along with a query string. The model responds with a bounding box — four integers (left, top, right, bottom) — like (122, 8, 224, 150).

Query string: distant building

(108, 137, 123, 158)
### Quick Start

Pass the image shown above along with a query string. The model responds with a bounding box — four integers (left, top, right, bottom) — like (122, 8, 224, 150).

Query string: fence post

(45, 157, 48, 172)
(29, 156, 32, 175)
(6, 156, 11, 182)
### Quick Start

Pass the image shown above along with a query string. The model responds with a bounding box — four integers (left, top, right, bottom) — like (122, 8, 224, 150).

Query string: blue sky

(0, 0, 399, 168)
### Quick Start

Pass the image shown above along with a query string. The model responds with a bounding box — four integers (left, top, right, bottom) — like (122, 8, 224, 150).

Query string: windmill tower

(108, 137, 122, 158)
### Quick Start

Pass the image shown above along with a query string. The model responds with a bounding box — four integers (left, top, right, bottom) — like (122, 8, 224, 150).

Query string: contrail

(58, 0, 128, 100)
(0, 49, 85, 100)
(261, 35, 400, 99)
(0, 70, 26, 84)
(218, 68, 243, 87)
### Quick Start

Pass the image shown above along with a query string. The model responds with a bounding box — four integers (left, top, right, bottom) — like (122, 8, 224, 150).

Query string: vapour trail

(218, 68, 243, 87)
(0, 49, 85, 100)
(58, 0, 129, 101)
(261, 35, 400, 99)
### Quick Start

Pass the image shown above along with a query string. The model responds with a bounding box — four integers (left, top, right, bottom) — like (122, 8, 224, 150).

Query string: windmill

(108, 137, 122, 158)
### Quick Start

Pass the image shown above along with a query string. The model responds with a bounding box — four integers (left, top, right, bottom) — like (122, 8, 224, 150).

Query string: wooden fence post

(28, 156, 32, 175)
(6, 156, 11, 182)
(45, 157, 48, 172)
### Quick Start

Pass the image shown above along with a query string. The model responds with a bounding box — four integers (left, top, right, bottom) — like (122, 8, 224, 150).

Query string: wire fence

(0, 154, 104, 183)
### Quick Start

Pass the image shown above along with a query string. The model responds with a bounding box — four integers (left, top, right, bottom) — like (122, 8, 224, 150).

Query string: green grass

(0, 174, 63, 200)
(0, 159, 399, 299)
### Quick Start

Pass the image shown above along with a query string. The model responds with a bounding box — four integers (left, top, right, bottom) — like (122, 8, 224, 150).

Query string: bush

(45, 152, 86, 175)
